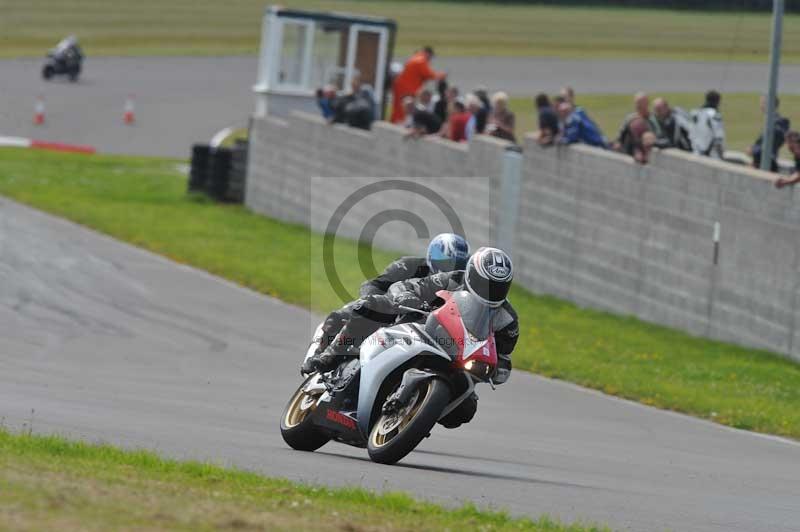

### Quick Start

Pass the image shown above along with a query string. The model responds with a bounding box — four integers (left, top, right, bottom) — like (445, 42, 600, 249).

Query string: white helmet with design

(464, 247, 513, 307)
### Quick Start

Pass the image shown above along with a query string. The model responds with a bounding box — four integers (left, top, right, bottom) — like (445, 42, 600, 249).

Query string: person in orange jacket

(390, 46, 446, 124)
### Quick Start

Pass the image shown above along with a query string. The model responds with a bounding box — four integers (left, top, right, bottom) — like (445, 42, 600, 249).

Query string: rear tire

(367, 377, 450, 464)
(280, 376, 331, 452)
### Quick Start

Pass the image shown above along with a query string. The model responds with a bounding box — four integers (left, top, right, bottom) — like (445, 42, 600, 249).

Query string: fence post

(496, 145, 523, 257)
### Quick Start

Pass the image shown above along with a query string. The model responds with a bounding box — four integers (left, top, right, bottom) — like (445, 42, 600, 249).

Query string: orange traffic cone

(123, 94, 135, 124)
(33, 95, 45, 125)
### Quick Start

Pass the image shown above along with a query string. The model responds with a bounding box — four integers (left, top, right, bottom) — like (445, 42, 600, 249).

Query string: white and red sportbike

(280, 289, 500, 464)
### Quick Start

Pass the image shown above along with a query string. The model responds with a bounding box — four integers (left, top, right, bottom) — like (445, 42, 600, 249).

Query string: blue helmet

(426, 233, 470, 274)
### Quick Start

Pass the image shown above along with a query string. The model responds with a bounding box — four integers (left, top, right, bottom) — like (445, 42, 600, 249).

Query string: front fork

(382, 368, 439, 414)
(381, 368, 476, 422)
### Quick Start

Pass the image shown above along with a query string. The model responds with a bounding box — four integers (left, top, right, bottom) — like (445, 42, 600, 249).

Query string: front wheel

(367, 377, 450, 464)
(280, 375, 331, 451)
(42, 65, 54, 80)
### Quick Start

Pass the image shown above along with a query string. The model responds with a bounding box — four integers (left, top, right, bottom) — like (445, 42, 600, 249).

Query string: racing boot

(312, 311, 385, 373)
(302, 330, 355, 374)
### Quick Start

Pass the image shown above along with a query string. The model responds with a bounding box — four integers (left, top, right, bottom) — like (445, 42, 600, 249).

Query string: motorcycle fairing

(431, 290, 498, 368)
(308, 369, 365, 446)
(357, 323, 450, 434)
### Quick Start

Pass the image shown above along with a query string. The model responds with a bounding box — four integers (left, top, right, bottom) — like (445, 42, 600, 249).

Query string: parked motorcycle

(42, 35, 83, 82)
(280, 289, 499, 464)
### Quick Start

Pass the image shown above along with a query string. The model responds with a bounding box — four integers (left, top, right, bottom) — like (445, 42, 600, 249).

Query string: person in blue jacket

(557, 101, 608, 148)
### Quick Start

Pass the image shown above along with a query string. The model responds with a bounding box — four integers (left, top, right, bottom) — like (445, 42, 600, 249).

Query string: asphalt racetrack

(1, 198, 799, 532)
(4, 56, 800, 157)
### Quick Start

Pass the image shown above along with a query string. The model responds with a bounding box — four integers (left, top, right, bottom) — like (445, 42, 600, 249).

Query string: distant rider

(52, 35, 83, 64)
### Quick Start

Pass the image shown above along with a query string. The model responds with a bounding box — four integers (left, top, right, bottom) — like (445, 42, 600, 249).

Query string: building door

(345, 25, 388, 108)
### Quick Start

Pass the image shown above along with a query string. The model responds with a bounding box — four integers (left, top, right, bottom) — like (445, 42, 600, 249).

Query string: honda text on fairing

(281, 289, 503, 464)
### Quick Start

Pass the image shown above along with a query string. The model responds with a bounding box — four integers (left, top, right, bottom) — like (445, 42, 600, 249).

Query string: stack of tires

(188, 141, 247, 203)
(188, 145, 211, 192)
(226, 139, 248, 203)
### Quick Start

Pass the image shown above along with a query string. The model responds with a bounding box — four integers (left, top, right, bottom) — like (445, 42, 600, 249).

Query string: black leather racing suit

(360, 256, 429, 296)
(316, 257, 429, 352)
(333, 270, 520, 428)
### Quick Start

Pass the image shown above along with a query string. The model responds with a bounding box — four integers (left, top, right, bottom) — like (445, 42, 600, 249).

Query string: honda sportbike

(280, 289, 500, 464)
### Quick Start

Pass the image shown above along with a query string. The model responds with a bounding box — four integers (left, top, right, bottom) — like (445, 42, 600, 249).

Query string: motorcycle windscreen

(450, 291, 496, 340)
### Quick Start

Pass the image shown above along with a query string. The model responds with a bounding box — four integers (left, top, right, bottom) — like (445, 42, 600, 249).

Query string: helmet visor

(429, 255, 468, 274)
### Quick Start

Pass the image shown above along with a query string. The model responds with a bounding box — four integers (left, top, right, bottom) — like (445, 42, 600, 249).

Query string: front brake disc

(377, 389, 419, 435)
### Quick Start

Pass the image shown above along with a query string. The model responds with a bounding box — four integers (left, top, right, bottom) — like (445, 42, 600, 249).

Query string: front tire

(367, 377, 450, 464)
(280, 376, 331, 452)
(42, 65, 54, 80)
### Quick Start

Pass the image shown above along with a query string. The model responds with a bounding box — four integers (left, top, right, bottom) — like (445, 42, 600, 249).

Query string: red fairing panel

(432, 291, 465, 360)
(466, 333, 497, 368)
(432, 290, 498, 368)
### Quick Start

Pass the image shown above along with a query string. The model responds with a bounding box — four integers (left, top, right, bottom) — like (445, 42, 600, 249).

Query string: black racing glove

(394, 291, 430, 312)
(493, 354, 512, 385)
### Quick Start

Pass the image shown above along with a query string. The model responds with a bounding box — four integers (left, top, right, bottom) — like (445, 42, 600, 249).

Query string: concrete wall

(516, 138, 800, 360)
(246, 112, 800, 361)
(246, 112, 507, 259)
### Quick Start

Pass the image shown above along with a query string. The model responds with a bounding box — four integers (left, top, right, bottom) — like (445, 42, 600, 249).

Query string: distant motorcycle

(42, 35, 83, 82)
(280, 290, 499, 464)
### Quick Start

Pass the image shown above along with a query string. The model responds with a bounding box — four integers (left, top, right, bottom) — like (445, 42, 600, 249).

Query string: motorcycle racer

(304, 247, 519, 427)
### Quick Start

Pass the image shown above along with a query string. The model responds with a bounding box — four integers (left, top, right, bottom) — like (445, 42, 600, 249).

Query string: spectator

(749, 95, 790, 172)
(475, 87, 491, 110)
(534, 93, 559, 146)
(690, 90, 725, 159)
(315, 85, 337, 120)
(464, 93, 483, 141)
(330, 75, 360, 125)
(432, 79, 453, 124)
(775, 130, 800, 188)
(614, 92, 653, 156)
(627, 118, 655, 163)
(401, 96, 417, 128)
(330, 76, 376, 130)
(560, 85, 575, 105)
(406, 97, 443, 138)
(473, 87, 491, 134)
(651, 98, 692, 151)
(352, 84, 376, 128)
(557, 102, 607, 148)
(552, 94, 567, 131)
(486, 91, 516, 143)
(443, 99, 471, 142)
(418, 88, 435, 113)
(391, 46, 446, 124)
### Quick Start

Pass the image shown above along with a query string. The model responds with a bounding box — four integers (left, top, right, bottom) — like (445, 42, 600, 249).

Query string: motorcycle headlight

(463, 359, 492, 379)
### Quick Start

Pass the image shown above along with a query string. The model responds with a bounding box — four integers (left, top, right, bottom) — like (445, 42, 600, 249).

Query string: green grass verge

(3, 0, 800, 62)
(510, 92, 800, 154)
(0, 148, 799, 440)
(0, 429, 605, 531)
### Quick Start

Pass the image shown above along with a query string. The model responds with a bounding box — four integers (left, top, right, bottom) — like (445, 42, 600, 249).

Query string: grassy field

(1, 148, 799, 439)
(0, 429, 605, 531)
(510, 92, 800, 154)
(3, 0, 800, 61)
